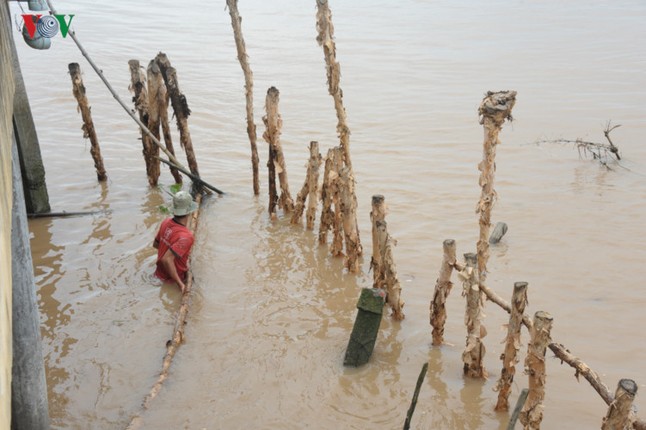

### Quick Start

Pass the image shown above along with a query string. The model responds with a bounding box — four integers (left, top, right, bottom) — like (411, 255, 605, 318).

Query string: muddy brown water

(11, 0, 646, 428)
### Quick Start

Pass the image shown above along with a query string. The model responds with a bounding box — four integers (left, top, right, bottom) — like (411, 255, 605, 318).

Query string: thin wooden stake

(319, 148, 335, 244)
(68, 62, 107, 182)
(430, 239, 457, 346)
(507, 389, 530, 430)
(495, 282, 529, 411)
(291, 141, 322, 228)
(602, 379, 638, 430)
(370, 195, 386, 288)
(520, 311, 553, 430)
(339, 167, 360, 272)
(329, 148, 344, 256)
(226, 0, 260, 195)
(460, 252, 486, 378)
(403, 362, 429, 430)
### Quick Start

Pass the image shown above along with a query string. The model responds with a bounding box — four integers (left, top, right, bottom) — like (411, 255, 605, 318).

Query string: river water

(11, 0, 646, 428)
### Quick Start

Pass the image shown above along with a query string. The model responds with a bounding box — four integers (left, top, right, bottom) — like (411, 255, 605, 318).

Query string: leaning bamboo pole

(147, 60, 182, 184)
(128, 59, 159, 186)
(460, 252, 486, 378)
(126, 193, 203, 430)
(291, 141, 322, 228)
(602, 379, 638, 430)
(495, 281, 529, 411)
(520, 311, 553, 430)
(226, 0, 260, 196)
(429, 239, 457, 346)
(68, 63, 107, 182)
(262, 87, 294, 214)
(476, 90, 516, 293)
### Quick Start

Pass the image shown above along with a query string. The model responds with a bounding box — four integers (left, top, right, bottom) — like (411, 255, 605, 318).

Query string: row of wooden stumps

(427, 90, 642, 429)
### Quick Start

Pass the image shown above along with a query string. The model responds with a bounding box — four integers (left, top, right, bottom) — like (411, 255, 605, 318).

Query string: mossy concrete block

(344, 288, 385, 367)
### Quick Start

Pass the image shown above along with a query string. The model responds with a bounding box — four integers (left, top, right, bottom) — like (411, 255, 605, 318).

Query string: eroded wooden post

(68, 62, 107, 182)
(520, 311, 553, 430)
(602, 379, 638, 430)
(291, 141, 322, 228)
(339, 167, 360, 272)
(430, 239, 457, 346)
(461, 252, 486, 378)
(319, 147, 334, 243)
(128, 59, 159, 186)
(495, 281, 529, 411)
(262, 86, 294, 214)
(370, 194, 386, 288)
(147, 60, 181, 184)
(227, 0, 260, 195)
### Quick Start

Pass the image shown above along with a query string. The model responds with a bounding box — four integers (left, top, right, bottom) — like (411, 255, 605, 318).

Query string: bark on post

(128, 59, 159, 186)
(147, 60, 182, 184)
(329, 148, 344, 256)
(339, 167, 360, 272)
(460, 252, 486, 378)
(520, 311, 553, 430)
(291, 141, 322, 228)
(495, 281, 529, 411)
(68, 62, 107, 182)
(430, 239, 457, 346)
(319, 148, 335, 244)
(155, 53, 200, 192)
(476, 91, 516, 291)
(262, 86, 293, 214)
(370, 194, 386, 288)
(226, 0, 260, 196)
(602, 379, 638, 430)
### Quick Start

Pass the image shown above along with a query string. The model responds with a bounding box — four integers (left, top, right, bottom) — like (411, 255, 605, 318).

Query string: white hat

(172, 191, 198, 216)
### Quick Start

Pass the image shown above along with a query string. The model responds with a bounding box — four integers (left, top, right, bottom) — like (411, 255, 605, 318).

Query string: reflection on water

(13, 0, 646, 427)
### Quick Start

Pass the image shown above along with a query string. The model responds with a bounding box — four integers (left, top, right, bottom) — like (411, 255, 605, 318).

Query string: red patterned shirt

(154, 218, 194, 282)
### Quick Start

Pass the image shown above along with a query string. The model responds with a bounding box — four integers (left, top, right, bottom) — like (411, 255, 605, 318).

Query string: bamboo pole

(460, 252, 486, 378)
(291, 141, 322, 228)
(476, 91, 516, 292)
(403, 362, 429, 430)
(495, 282, 529, 411)
(226, 0, 260, 196)
(602, 379, 638, 430)
(370, 195, 386, 289)
(520, 311, 553, 430)
(430, 239, 457, 346)
(319, 148, 335, 244)
(126, 193, 203, 430)
(68, 63, 107, 182)
(262, 86, 294, 213)
(147, 60, 182, 184)
(507, 389, 530, 430)
(128, 59, 159, 186)
(339, 167, 360, 272)
(154, 53, 200, 193)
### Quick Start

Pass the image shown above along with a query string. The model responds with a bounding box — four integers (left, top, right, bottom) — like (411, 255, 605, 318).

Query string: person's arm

(160, 248, 186, 293)
(153, 237, 159, 249)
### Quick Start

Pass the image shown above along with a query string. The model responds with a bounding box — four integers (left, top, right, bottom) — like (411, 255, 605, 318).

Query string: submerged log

(602, 379, 638, 430)
(430, 239, 457, 346)
(68, 63, 107, 182)
(495, 282, 529, 411)
(344, 288, 385, 367)
(520, 311, 553, 430)
(291, 141, 322, 228)
(460, 252, 486, 378)
(263, 86, 293, 214)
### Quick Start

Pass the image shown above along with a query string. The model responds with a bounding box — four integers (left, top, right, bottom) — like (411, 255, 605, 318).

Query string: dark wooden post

(461, 252, 486, 378)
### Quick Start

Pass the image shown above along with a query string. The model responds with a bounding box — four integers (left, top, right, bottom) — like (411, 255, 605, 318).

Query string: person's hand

(178, 281, 187, 294)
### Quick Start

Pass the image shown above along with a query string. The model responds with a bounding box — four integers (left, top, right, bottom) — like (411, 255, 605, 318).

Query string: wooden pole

(430, 239, 457, 346)
(147, 60, 182, 184)
(319, 148, 335, 244)
(495, 282, 529, 411)
(154, 53, 200, 193)
(329, 148, 344, 256)
(128, 59, 159, 186)
(403, 362, 429, 430)
(476, 91, 516, 294)
(602, 379, 638, 430)
(262, 86, 294, 213)
(339, 167, 360, 272)
(68, 62, 107, 182)
(507, 389, 530, 430)
(520, 311, 553, 430)
(461, 252, 486, 378)
(226, 0, 260, 196)
(291, 141, 322, 228)
(370, 194, 386, 288)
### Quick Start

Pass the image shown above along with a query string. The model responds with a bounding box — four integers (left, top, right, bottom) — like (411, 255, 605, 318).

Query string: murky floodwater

(11, 0, 646, 428)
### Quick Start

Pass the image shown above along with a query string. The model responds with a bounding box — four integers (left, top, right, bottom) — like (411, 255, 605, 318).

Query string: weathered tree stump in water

(460, 252, 486, 378)
(520, 311, 553, 430)
(370, 195, 387, 288)
(495, 281, 529, 411)
(291, 141, 322, 228)
(430, 239, 457, 346)
(128, 59, 159, 186)
(318, 147, 344, 255)
(68, 63, 107, 182)
(489, 221, 508, 244)
(602, 379, 638, 430)
(344, 288, 385, 367)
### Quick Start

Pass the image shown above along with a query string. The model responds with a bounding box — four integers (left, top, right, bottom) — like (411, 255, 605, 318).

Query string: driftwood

(68, 62, 107, 182)
(291, 141, 322, 228)
(126, 193, 203, 430)
(602, 379, 638, 430)
(460, 252, 486, 378)
(226, 0, 260, 196)
(403, 362, 429, 430)
(128, 59, 159, 186)
(147, 60, 182, 184)
(495, 282, 529, 411)
(429, 239, 457, 346)
(520, 311, 553, 430)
